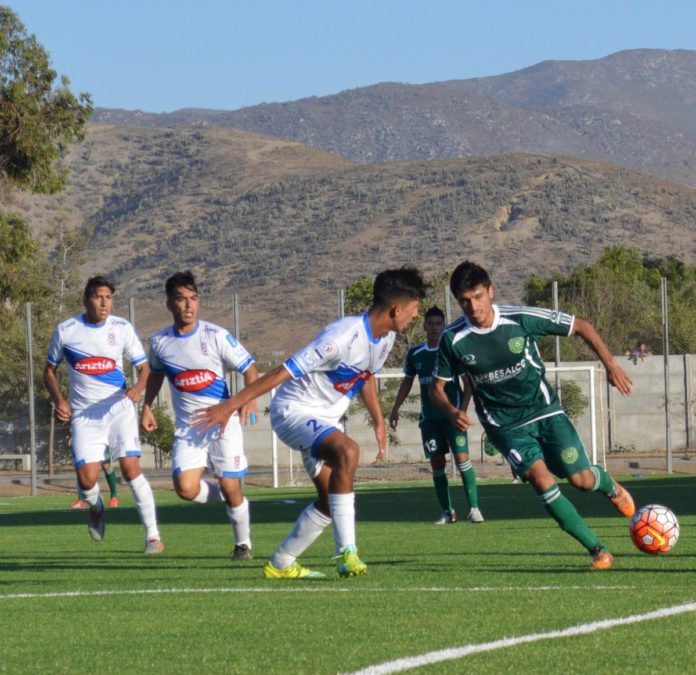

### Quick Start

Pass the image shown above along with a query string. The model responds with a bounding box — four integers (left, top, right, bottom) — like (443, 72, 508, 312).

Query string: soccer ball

(629, 504, 680, 555)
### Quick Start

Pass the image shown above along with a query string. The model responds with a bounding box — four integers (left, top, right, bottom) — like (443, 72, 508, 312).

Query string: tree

(524, 244, 696, 360)
(140, 405, 175, 468)
(0, 6, 93, 194)
(0, 7, 92, 425)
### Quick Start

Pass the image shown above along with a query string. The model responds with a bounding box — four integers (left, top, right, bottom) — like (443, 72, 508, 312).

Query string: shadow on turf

(2, 477, 694, 529)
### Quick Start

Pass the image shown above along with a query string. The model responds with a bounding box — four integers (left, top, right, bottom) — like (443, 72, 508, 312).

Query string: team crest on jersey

(320, 341, 335, 355)
(107, 331, 116, 346)
(174, 369, 216, 391)
(74, 357, 116, 375)
(508, 337, 525, 354)
(200, 337, 208, 355)
(561, 447, 579, 464)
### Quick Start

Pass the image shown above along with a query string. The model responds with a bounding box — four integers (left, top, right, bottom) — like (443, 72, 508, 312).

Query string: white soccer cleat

(467, 507, 484, 523)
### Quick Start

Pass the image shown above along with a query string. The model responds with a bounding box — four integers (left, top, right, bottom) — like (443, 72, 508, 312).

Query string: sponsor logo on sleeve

(174, 369, 216, 392)
(301, 350, 318, 368)
(226, 333, 238, 348)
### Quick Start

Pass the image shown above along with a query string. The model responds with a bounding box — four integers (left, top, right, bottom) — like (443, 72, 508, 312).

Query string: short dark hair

(449, 261, 492, 297)
(372, 266, 427, 309)
(424, 306, 445, 321)
(165, 271, 198, 299)
(83, 276, 115, 300)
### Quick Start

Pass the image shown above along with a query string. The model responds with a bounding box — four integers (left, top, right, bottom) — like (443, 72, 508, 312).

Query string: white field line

(346, 601, 696, 675)
(0, 584, 637, 601)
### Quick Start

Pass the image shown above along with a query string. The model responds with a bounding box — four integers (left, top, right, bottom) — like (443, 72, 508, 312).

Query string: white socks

(271, 503, 331, 569)
(81, 483, 102, 509)
(226, 497, 252, 548)
(193, 479, 222, 503)
(128, 473, 160, 540)
(329, 492, 355, 553)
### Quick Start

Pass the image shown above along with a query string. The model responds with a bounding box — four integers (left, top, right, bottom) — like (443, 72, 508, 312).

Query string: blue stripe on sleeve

(284, 357, 305, 378)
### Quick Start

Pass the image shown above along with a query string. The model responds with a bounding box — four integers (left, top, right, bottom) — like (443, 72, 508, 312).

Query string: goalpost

(266, 364, 602, 487)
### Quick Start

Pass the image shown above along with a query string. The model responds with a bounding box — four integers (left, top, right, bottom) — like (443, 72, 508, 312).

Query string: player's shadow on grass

(2, 476, 695, 528)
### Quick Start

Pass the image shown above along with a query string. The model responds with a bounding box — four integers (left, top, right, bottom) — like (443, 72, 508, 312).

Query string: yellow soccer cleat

(263, 561, 325, 579)
(334, 545, 367, 577)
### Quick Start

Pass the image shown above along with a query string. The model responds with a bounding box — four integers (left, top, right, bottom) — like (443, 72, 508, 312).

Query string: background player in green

(70, 451, 119, 509)
(389, 306, 483, 524)
(431, 261, 635, 569)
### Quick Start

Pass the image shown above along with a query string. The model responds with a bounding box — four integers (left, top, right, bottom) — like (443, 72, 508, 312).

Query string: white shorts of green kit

(71, 397, 141, 469)
(172, 414, 248, 479)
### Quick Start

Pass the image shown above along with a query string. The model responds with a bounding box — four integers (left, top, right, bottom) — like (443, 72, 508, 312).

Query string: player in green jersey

(431, 261, 635, 570)
(389, 307, 483, 524)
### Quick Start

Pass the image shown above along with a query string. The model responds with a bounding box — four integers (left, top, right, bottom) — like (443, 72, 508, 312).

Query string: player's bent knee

(568, 470, 595, 491)
(174, 483, 199, 501)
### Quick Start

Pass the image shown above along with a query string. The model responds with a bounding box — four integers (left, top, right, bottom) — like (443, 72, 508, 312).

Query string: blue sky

(7, 0, 696, 112)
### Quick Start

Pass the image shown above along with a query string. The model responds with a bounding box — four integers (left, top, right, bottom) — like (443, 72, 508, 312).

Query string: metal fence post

(25, 302, 37, 496)
(661, 277, 673, 474)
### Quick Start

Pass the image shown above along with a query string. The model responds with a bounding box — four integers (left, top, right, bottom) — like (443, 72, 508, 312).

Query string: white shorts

(172, 415, 248, 479)
(270, 403, 343, 478)
(71, 398, 141, 468)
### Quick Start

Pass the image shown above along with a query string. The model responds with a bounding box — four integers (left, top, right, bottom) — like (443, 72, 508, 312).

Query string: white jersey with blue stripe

(148, 320, 254, 426)
(274, 313, 395, 420)
(46, 314, 147, 413)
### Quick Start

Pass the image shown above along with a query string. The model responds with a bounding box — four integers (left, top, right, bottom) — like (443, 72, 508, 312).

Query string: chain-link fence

(3, 276, 695, 493)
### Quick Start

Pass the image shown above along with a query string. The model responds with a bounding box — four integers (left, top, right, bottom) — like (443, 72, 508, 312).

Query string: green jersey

(404, 342, 462, 421)
(434, 304, 573, 430)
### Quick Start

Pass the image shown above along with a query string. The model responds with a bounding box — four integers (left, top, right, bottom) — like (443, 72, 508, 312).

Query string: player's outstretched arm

(388, 376, 414, 431)
(572, 318, 633, 395)
(360, 376, 388, 462)
(141, 371, 165, 432)
(192, 365, 291, 434)
(429, 378, 474, 432)
(43, 362, 71, 422)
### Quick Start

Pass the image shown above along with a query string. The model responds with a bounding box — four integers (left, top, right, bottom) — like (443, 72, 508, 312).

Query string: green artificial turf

(1, 476, 694, 673)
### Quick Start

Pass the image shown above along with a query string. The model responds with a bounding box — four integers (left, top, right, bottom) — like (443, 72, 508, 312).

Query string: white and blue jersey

(273, 313, 395, 421)
(148, 320, 254, 427)
(46, 314, 147, 413)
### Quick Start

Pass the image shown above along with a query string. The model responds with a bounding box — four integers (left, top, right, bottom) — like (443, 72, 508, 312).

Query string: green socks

(105, 466, 119, 498)
(457, 460, 479, 509)
(539, 485, 604, 553)
(590, 464, 615, 496)
(432, 468, 453, 512)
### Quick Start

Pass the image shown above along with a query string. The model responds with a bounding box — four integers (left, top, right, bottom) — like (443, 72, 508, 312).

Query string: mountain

(91, 49, 696, 187)
(15, 124, 696, 363)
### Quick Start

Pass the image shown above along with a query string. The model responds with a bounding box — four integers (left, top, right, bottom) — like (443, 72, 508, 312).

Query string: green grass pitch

(1, 475, 695, 673)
